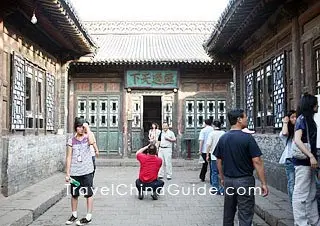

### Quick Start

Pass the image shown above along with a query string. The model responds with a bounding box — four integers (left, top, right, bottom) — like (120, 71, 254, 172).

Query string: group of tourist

(63, 93, 320, 226)
(279, 93, 320, 225)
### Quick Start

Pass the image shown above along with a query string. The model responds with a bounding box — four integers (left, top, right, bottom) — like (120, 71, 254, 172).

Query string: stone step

(96, 157, 202, 168)
(253, 214, 270, 226)
(0, 172, 66, 226)
(254, 181, 294, 226)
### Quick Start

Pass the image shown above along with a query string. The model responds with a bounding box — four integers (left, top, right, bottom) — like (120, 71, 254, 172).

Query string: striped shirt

(67, 134, 94, 176)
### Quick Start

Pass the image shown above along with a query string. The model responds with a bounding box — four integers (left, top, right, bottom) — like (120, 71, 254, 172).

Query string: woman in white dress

(148, 122, 161, 145)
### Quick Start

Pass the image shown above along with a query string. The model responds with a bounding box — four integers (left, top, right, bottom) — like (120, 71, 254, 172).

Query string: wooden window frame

(11, 52, 55, 134)
(245, 53, 286, 133)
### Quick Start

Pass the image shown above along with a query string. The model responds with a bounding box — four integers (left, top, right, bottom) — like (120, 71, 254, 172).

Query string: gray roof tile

(83, 21, 215, 64)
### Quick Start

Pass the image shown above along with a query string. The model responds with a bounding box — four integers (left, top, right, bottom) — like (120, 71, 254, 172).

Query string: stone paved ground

(30, 167, 242, 226)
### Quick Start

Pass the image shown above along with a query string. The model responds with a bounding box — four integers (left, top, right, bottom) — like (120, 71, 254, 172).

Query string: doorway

(143, 96, 162, 144)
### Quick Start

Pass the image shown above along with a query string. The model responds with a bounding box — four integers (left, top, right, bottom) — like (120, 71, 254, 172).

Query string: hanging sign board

(126, 70, 178, 89)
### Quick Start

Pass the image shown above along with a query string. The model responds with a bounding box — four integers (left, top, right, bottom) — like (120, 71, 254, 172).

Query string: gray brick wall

(0, 138, 3, 189)
(2, 134, 66, 196)
(253, 134, 287, 193)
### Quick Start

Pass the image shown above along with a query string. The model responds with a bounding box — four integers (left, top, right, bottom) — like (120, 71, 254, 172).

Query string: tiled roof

(39, 0, 96, 54)
(204, 0, 286, 56)
(80, 21, 215, 64)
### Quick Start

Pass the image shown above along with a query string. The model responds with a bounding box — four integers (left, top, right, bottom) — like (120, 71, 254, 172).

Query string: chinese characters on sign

(126, 70, 178, 89)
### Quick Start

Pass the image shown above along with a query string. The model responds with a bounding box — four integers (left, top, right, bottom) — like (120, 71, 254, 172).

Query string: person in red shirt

(136, 144, 164, 200)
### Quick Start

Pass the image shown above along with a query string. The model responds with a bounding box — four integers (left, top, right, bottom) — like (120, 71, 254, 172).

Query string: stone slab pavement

(29, 167, 268, 226)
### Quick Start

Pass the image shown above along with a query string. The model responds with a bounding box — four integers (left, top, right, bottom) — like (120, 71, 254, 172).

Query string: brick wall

(2, 134, 66, 196)
(253, 134, 287, 193)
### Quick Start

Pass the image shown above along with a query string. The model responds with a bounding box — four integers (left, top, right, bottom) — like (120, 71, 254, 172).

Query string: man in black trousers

(214, 109, 268, 225)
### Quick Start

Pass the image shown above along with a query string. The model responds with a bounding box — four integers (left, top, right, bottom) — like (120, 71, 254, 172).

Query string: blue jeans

(210, 160, 224, 194)
(285, 158, 295, 205)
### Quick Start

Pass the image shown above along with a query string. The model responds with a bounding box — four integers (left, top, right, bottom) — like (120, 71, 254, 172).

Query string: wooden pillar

(232, 63, 241, 109)
(303, 41, 315, 94)
(68, 78, 75, 133)
(60, 63, 69, 132)
(0, 15, 4, 189)
(122, 88, 128, 158)
(126, 91, 132, 157)
(292, 16, 302, 107)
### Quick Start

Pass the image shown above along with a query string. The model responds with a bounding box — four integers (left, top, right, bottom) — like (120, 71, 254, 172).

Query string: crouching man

(135, 144, 164, 200)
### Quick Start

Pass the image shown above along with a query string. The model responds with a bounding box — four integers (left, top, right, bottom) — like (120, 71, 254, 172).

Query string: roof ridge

(83, 21, 216, 35)
(83, 21, 216, 22)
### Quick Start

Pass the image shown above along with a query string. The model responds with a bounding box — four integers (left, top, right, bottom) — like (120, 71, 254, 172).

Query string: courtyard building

(0, 0, 94, 196)
(204, 0, 320, 193)
(69, 21, 233, 158)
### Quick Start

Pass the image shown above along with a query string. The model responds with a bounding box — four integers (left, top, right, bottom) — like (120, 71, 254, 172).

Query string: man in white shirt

(157, 122, 176, 180)
(206, 120, 225, 194)
(199, 119, 214, 182)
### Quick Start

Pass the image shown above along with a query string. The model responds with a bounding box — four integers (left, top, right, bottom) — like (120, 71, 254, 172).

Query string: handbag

(198, 155, 205, 164)
(292, 119, 311, 160)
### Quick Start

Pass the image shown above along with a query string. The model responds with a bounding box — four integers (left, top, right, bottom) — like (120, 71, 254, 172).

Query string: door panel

(183, 98, 227, 157)
(131, 95, 143, 152)
(76, 95, 121, 154)
(132, 131, 143, 152)
(97, 132, 108, 152)
(162, 94, 174, 127)
(108, 131, 120, 152)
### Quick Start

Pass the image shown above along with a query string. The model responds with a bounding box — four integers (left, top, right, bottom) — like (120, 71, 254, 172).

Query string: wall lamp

(31, 10, 37, 24)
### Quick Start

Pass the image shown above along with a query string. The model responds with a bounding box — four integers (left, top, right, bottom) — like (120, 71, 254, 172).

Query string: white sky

(69, 0, 230, 21)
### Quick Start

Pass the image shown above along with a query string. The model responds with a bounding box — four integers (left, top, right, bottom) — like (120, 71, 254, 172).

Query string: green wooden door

(183, 98, 227, 157)
(76, 95, 121, 154)
(131, 95, 143, 152)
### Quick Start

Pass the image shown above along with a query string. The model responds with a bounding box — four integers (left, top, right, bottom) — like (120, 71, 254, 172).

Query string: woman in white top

(148, 122, 161, 144)
(279, 110, 296, 205)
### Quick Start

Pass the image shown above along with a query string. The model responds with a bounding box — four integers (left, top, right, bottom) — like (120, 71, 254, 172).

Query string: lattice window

(316, 49, 320, 95)
(11, 53, 25, 130)
(163, 102, 173, 127)
(35, 69, 45, 129)
(109, 99, 119, 127)
(185, 100, 195, 128)
(89, 100, 98, 127)
(217, 100, 227, 128)
(245, 72, 254, 129)
(132, 98, 141, 128)
(185, 99, 227, 129)
(255, 68, 264, 128)
(99, 99, 108, 127)
(25, 62, 34, 128)
(206, 100, 215, 124)
(196, 100, 205, 128)
(46, 73, 55, 130)
(11, 52, 56, 132)
(273, 54, 285, 128)
(77, 97, 87, 119)
(265, 64, 273, 126)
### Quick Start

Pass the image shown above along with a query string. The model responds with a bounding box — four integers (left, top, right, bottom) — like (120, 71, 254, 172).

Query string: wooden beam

(291, 16, 302, 107)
